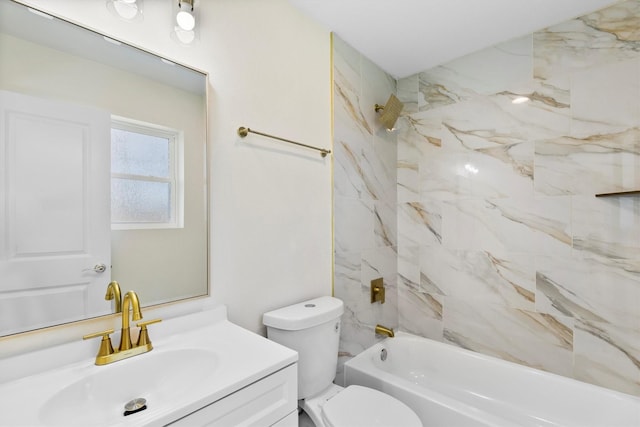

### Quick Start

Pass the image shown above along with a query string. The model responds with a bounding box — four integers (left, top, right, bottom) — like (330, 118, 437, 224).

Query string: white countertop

(0, 305, 298, 426)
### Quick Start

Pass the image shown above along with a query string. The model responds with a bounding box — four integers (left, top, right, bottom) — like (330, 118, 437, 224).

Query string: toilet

(263, 296, 422, 427)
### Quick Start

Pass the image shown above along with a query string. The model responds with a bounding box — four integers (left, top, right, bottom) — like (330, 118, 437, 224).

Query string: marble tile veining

(536, 253, 640, 329)
(571, 59, 640, 131)
(334, 196, 374, 253)
(572, 195, 640, 261)
(442, 197, 571, 256)
(398, 201, 442, 247)
(534, 0, 640, 92)
(398, 287, 444, 340)
(535, 127, 640, 195)
(574, 320, 640, 395)
(443, 297, 574, 376)
(335, 1, 640, 397)
(420, 246, 536, 310)
(418, 35, 533, 112)
(332, 34, 399, 383)
(397, 245, 420, 289)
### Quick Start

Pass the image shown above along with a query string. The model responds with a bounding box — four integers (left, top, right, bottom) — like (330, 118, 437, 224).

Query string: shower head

(374, 94, 404, 131)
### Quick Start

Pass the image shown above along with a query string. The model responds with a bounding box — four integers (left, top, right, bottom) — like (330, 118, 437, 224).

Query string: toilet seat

(321, 385, 422, 427)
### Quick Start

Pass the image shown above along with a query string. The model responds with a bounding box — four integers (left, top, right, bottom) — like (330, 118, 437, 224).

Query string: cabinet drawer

(170, 364, 297, 426)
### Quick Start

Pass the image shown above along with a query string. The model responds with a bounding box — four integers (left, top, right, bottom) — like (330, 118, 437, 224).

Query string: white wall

(3, 0, 332, 351)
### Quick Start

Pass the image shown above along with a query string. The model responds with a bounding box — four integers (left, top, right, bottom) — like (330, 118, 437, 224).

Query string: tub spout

(375, 324, 394, 338)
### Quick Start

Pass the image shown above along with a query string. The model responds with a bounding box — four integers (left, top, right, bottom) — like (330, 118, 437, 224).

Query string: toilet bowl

(263, 296, 422, 427)
(303, 383, 421, 427)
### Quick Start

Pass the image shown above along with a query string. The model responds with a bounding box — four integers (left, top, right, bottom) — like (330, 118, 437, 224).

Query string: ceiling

(288, 0, 621, 78)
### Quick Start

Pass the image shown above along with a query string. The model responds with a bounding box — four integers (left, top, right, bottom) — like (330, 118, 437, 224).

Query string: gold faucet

(83, 290, 161, 365)
(119, 290, 142, 351)
(375, 324, 395, 338)
(105, 280, 122, 313)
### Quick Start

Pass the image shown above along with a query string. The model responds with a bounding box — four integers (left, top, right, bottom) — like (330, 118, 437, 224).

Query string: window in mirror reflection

(110, 117, 184, 230)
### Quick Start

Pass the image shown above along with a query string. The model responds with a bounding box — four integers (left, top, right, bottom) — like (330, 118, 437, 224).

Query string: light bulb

(176, 11, 195, 31)
(176, 1, 195, 31)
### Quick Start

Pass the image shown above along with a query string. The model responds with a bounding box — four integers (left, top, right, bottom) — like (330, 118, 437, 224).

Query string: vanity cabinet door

(270, 410, 298, 427)
(169, 364, 297, 427)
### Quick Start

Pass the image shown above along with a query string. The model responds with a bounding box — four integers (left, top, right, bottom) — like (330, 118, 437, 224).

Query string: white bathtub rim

(381, 331, 640, 403)
(347, 361, 515, 426)
(344, 331, 640, 427)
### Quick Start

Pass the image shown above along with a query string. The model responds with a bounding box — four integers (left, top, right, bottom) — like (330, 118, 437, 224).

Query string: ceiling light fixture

(171, 0, 197, 45)
(176, 0, 195, 31)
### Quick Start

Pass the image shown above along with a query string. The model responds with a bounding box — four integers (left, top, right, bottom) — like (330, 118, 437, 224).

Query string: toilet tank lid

(263, 296, 344, 330)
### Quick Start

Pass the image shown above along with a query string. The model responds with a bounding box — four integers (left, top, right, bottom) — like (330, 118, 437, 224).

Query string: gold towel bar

(237, 127, 331, 158)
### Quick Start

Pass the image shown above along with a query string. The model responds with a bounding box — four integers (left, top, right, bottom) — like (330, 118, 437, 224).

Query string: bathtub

(344, 332, 640, 427)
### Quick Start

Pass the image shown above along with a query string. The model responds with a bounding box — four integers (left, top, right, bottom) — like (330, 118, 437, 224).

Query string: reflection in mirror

(0, 0, 208, 336)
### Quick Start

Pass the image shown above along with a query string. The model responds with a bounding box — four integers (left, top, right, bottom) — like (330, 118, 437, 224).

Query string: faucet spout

(119, 290, 142, 351)
(104, 281, 122, 313)
(375, 324, 395, 338)
(84, 290, 162, 365)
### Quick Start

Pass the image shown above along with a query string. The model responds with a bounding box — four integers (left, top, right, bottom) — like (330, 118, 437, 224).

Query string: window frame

(110, 116, 184, 230)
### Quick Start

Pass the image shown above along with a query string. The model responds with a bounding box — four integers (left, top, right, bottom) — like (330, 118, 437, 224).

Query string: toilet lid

(321, 385, 422, 427)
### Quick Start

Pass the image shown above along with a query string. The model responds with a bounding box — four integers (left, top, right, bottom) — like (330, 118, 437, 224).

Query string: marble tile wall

(332, 35, 398, 384)
(396, 0, 640, 395)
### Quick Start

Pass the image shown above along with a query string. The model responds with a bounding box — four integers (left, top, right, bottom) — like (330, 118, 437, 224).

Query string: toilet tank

(263, 296, 343, 399)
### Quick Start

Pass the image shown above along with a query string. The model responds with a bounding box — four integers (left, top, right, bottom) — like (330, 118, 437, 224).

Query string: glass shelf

(595, 190, 640, 197)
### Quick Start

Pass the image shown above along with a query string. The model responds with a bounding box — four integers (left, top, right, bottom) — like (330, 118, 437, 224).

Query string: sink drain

(123, 398, 147, 416)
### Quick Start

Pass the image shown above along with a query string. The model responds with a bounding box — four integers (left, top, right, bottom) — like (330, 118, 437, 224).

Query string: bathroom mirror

(0, 0, 208, 336)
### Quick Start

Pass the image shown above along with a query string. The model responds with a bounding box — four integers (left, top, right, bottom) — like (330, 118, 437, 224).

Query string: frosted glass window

(111, 129, 170, 177)
(111, 179, 171, 223)
(110, 117, 183, 229)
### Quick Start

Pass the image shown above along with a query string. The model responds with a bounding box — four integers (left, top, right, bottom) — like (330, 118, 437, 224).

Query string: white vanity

(0, 305, 298, 426)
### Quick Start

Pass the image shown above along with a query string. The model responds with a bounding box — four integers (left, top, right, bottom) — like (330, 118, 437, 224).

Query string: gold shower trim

(237, 127, 331, 158)
(330, 32, 335, 297)
(374, 94, 404, 130)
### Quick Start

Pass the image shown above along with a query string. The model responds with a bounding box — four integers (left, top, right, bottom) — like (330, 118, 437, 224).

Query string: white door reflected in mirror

(0, 91, 112, 335)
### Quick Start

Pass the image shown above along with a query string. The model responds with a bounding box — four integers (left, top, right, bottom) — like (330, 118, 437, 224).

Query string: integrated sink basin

(0, 305, 298, 426)
(39, 348, 218, 426)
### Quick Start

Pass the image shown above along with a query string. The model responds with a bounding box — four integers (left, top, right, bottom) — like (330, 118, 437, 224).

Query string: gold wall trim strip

(330, 32, 335, 297)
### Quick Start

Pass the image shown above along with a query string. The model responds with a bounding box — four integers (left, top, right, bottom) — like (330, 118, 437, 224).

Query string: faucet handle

(136, 318, 162, 347)
(137, 319, 162, 328)
(83, 329, 115, 358)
